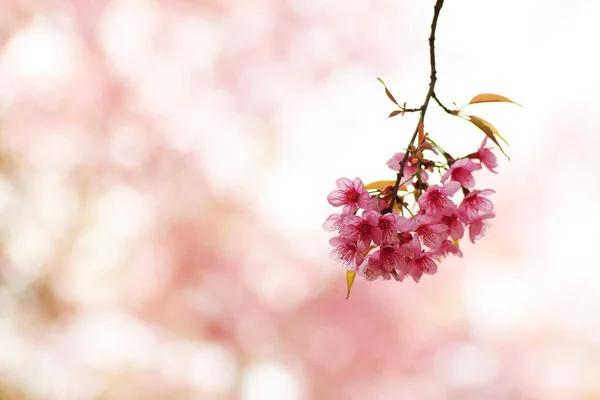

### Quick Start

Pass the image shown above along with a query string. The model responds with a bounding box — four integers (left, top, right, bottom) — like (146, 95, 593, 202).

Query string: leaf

(388, 110, 402, 118)
(364, 180, 396, 191)
(468, 115, 509, 145)
(418, 120, 425, 144)
(346, 270, 356, 300)
(468, 115, 510, 159)
(467, 93, 522, 107)
(420, 140, 434, 152)
(377, 77, 399, 106)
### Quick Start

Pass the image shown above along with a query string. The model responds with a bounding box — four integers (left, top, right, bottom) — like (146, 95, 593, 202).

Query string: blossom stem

(402, 203, 415, 217)
(398, 174, 417, 189)
(427, 137, 454, 163)
(432, 92, 453, 114)
(385, 0, 445, 214)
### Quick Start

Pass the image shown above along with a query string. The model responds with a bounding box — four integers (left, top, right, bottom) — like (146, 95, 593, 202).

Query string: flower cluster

(324, 138, 498, 284)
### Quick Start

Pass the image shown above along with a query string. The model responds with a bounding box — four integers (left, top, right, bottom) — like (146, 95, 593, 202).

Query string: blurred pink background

(1, 0, 599, 399)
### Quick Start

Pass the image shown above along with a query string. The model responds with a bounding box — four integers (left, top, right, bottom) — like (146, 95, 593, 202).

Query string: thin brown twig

(432, 92, 454, 114)
(384, 0, 446, 214)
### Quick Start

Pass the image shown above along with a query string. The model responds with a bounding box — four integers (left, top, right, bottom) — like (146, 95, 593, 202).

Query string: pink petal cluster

(327, 177, 370, 213)
(325, 140, 500, 286)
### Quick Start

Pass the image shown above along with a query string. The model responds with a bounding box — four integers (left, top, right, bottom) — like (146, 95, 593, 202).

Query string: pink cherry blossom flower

(323, 202, 362, 231)
(342, 210, 382, 247)
(360, 245, 407, 281)
(371, 245, 406, 272)
(386, 152, 429, 181)
(329, 236, 367, 270)
(442, 213, 465, 240)
(358, 256, 379, 281)
(359, 255, 393, 281)
(468, 212, 495, 243)
(417, 182, 460, 217)
(323, 213, 344, 232)
(396, 215, 417, 233)
(473, 137, 498, 173)
(399, 231, 413, 244)
(327, 177, 370, 211)
(431, 239, 464, 258)
(459, 189, 495, 222)
(414, 214, 449, 249)
(441, 158, 482, 189)
(378, 213, 400, 244)
(399, 237, 438, 282)
(364, 196, 388, 212)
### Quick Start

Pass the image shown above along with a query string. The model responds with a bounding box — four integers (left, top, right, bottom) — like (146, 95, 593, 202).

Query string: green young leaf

(468, 115, 510, 159)
(346, 270, 356, 300)
(377, 77, 399, 106)
(466, 93, 522, 107)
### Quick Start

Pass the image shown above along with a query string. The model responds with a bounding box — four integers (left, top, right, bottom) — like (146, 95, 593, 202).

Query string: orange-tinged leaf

(468, 115, 509, 145)
(418, 120, 425, 144)
(468, 115, 510, 159)
(346, 270, 356, 299)
(388, 110, 402, 118)
(364, 180, 396, 191)
(420, 140, 434, 152)
(377, 77, 399, 106)
(467, 93, 522, 107)
(385, 89, 398, 105)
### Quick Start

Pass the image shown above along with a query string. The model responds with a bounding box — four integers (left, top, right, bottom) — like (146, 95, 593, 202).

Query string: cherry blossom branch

(325, 0, 516, 294)
(385, 0, 445, 214)
(432, 92, 454, 115)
